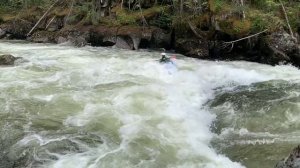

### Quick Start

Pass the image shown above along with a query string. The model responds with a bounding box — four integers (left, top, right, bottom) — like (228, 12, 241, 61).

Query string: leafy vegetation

(0, 0, 299, 37)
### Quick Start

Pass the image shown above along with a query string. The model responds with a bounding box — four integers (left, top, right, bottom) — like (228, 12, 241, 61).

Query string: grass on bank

(0, 0, 298, 38)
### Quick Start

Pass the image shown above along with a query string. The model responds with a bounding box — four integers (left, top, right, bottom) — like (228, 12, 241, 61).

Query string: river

(0, 41, 299, 168)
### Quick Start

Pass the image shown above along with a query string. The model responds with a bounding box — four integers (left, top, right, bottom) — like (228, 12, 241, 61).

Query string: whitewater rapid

(0, 41, 299, 168)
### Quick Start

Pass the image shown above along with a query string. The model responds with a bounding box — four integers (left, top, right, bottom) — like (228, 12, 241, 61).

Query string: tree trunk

(180, 0, 183, 16)
(240, 0, 245, 19)
(27, 0, 59, 36)
(279, 0, 295, 40)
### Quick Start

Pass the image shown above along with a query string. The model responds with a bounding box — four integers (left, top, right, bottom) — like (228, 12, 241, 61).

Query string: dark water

(209, 80, 300, 168)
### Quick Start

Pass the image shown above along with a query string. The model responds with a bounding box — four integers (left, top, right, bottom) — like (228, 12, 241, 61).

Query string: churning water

(0, 41, 299, 168)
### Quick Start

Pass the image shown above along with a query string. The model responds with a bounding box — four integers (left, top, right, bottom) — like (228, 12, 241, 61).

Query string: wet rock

(29, 31, 57, 43)
(130, 35, 141, 50)
(32, 36, 51, 43)
(292, 50, 300, 66)
(275, 145, 300, 168)
(89, 26, 117, 46)
(102, 36, 117, 46)
(0, 20, 33, 39)
(115, 36, 134, 50)
(56, 29, 90, 47)
(150, 29, 172, 49)
(70, 35, 88, 47)
(0, 28, 6, 39)
(67, 29, 90, 47)
(0, 54, 22, 65)
(56, 36, 68, 44)
(263, 31, 300, 66)
(47, 24, 59, 32)
(175, 38, 209, 59)
(89, 25, 172, 50)
(116, 26, 144, 49)
(3, 33, 13, 40)
(46, 16, 64, 32)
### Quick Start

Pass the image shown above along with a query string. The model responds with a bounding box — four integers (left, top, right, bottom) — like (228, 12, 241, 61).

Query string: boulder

(66, 32, 89, 47)
(46, 16, 64, 32)
(32, 36, 51, 43)
(29, 31, 56, 43)
(275, 146, 300, 168)
(175, 38, 209, 59)
(263, 31, 300, 66)
(56, 36, 68, 44)
(0, 20, 33, 39)
(0, 54, 21, 65)
(292, 49, 300, 66)
(130, 35, 141, 50)
(102, 36, 117, 46)
(89, 25, 118, 46)
(70, 36, 88, 47)
(150, 29, 172, 49)
(56, 29, 90, 47)
(115, 36, 134, 50)
(89, 25, 171, 50)
(0, 28, 6, 39)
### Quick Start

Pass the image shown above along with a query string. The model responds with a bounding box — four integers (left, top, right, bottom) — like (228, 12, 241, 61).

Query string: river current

(0, 41, 299, 168)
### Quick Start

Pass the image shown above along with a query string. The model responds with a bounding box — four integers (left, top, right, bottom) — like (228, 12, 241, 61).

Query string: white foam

(1, 41, 300, 168)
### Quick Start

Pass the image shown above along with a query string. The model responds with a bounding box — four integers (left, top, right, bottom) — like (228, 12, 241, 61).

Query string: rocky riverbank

(2, 21, 299, 67)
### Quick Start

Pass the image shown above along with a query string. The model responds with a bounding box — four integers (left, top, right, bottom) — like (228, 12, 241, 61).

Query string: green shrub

(287, 7, 300, 30)
(249, 12, 283, 32)
(115, 9, 136, 25)
(150, 13, 172, 29)
(250, 0, 279, 11)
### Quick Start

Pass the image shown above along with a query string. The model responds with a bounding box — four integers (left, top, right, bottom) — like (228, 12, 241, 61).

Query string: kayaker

(159, 53, 170, 63)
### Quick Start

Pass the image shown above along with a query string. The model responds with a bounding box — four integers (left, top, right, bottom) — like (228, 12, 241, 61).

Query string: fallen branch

(46, 16, 56, 29)
(240, 0, 245, 19)
(27, 0, 59, 36)
(279, 0, 294, 39)
(224, 29, 268, 44)
(269, 45, 290, 60)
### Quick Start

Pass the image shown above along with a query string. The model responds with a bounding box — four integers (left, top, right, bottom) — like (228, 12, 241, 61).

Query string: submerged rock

(0, 54, 21, 65)
(275, 145, 300, 168)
